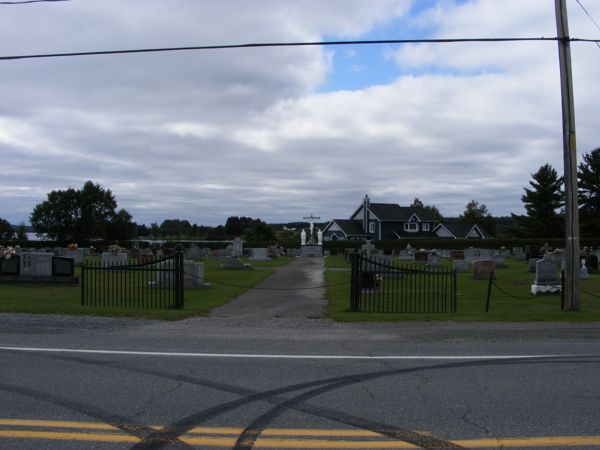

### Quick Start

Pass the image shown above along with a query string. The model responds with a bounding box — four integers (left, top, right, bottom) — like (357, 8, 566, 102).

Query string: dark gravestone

(0, 255, 20, 275)
(472, 260, 495, 280)
(415, 251, 428, 262)
(53, 257, 75, 277)
(450, 250, 464, 260)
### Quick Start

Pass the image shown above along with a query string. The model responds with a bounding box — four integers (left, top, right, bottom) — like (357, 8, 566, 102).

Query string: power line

(0, 0, 68, 4)
(575, 0, 600, 49)
(0, 36, 584, 62)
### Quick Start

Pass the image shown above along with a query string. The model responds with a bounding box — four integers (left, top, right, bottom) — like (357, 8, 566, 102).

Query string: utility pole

(555, 0, 580, 311)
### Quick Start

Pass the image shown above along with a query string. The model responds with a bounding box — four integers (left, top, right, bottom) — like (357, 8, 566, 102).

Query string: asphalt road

(1, 257, 599, 449)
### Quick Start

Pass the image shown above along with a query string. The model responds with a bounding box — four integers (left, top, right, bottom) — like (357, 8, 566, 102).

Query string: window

(369, 222, 375, 233)
(404, 223, 418, 232)
(422, 223, 430, 231)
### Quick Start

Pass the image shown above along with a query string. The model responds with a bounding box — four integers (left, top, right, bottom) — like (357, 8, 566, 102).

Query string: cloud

(0, 0, 598, 227)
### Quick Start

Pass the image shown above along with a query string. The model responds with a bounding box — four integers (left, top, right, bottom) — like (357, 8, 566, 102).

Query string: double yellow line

(1, 419, 600, 448)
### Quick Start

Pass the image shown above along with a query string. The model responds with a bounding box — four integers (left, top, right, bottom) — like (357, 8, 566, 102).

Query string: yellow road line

(2, 420, 600, 448)
(0, 419, 384, 437)
(455, 436, 600, 448)
(0, 419, 118, 430)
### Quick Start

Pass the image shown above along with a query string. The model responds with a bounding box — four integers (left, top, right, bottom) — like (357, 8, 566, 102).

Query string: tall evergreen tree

(578, 148, 600, 236)
(512, 164, 564, 238)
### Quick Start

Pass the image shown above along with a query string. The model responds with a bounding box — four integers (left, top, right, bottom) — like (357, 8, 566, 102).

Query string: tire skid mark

(231, 375, 462, 450)
(0, 381, 194, 449)
(3, 349, 598, 450)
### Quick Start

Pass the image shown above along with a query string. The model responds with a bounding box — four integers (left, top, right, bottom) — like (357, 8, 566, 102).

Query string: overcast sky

(1, 0, 598, 226)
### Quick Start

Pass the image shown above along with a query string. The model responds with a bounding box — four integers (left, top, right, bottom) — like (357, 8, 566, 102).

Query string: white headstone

(101, 252, 128, 267)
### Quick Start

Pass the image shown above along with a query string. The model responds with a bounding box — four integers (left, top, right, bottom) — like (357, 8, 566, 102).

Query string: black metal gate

(81, 252, 184, 309)
(350, 253, 457, 313)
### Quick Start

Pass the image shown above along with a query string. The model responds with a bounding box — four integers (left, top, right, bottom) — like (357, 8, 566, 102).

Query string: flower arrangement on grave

(67, 243, 78, 250)
(2, 246, 16, 260)
(108, 244, 121, 255)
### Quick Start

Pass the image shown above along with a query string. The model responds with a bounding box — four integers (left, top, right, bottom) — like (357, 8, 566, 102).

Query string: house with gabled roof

(433, 222, 488, 239)
(322, 195, 490, 241)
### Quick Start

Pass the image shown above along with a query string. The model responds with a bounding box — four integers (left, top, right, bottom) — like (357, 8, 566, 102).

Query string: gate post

(80, 260, 85, 306)
(350, 252, 360, 311)
(175, 251, 184, 309)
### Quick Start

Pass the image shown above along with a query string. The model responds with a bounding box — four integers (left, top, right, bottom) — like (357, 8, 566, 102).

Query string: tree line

(1, 147, 598, 246)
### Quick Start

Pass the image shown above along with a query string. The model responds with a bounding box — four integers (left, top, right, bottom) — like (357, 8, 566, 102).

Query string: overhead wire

(3, 36, 600, 62)
(0, 0, 68, 4)
(575, 0, 600, 49)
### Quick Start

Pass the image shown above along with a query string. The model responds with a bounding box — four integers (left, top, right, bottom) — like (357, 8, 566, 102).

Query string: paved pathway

(210, 257, 325, 319)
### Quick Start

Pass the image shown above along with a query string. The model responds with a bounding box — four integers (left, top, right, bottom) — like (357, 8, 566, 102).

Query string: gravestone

(185, 244, 203, 261)
(513, 248, 526, 262)
(399, 244, 415, 261)
(232, 237, 243, 257)
(0, 255, 20, 275)
(472, 260, 495, 280)
(184, 260, 210, 289)
(268, 245, 280, 258)
(580, 259, 589, 280)
(583, 254, 598, 273)
(220, 257, 251, 270)
(427, 252, 440, 267)
(531, 253, 561, 294)
(452, 260, 469, 273)
(101, 252, 128, 267)
(450, 250, 465, 260)
(63, 248, 85, 266)
(138, 248, 154, 264)
(528, 258, 539, 272)
(492, 254, 508, 269)
(53, 257, 75, 277)
(361, 240, 376, 258)
(414, 251, 428, 262)
(250, 248, 271, 261)
(20, 252, 53, 277)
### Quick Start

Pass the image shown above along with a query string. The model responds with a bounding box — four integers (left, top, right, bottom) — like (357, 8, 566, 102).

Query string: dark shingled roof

(331, 219, 368, 236)
(369, 203, 437, 222)
(438, 223, 488, 239)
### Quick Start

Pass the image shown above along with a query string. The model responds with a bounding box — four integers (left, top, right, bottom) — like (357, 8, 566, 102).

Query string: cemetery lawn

(324, 255, 600, 322)
(0, 257, 293, 320)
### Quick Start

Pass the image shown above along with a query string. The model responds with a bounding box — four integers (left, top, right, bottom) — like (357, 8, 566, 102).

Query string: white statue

(300, 228, 306, 245)
(317, 228, 323, 245)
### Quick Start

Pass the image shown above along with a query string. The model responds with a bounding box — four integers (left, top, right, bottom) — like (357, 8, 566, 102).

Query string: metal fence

(350, 253, 457, 313)
(81, 252, 184, 309)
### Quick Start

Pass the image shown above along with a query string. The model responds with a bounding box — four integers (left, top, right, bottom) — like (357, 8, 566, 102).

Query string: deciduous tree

(30, 181, 133, 244)
(460, 200, 495, 235)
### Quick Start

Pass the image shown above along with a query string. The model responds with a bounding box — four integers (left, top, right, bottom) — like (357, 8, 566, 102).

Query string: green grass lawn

(324, 255, 600, 322)
(0, 256, 293, 320)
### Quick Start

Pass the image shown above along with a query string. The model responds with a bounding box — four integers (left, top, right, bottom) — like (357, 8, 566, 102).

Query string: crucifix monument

(300, 212, 323, 257)
(303, 212, 320, 245)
